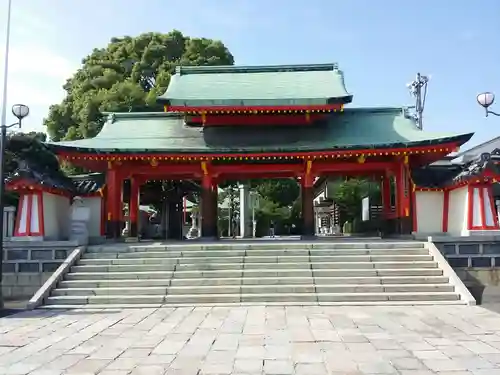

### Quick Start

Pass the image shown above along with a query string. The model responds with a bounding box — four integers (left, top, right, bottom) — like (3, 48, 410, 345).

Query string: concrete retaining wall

(433, 237, 500, 288)
(434, 240, 500, 269)
(3, 241, 77, 299)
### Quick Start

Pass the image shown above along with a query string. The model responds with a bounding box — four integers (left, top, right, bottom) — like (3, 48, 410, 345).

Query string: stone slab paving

(2, 306, 500, 374)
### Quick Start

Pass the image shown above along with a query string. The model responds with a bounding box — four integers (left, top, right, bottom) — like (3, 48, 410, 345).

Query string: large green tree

(43, 30, 234, 142)
(42, 30, 234, 218)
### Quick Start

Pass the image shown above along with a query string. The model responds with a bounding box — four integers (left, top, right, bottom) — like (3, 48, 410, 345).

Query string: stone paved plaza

(2, 306, 500, 374)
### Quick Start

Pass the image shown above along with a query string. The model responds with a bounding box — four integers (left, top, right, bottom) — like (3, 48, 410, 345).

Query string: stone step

(61, 279, 174, 288)
(82, 248, 429, 259)
(45, 291, 459, 306)
(175, 284, 454, 294)
(78, 254, 433, 265)
(41, 300, 468, 309)
(65, 268, 443, 280)
(85, 242, 426, 254)
(59, 275, 449, 288)
(70, 261, 438, 273)
(53, 287, 168, 296)
(51, 283, 454, 297)
(44, 240, 466, 307)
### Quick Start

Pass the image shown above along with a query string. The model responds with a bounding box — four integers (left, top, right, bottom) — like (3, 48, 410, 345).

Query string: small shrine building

(5, 165, 104, 240)
(7, 62, 497, 241)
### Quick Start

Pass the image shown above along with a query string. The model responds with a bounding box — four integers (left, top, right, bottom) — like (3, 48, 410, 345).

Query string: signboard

(362, 196, 370, 222)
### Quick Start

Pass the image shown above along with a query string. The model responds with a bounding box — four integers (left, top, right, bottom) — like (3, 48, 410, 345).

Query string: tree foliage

(251, 178, 301, 235)
(5, 132, 56, 173)
(253, 179, 300, 208)
(330, 178, 379, 223)
(43, 30, 234, 142)
(4, 131, 60, 205)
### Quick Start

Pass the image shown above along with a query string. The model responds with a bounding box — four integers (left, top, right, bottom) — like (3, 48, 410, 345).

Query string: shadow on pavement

(476, 286, 500, 314)
(0, 299, 28, 317)
(0, 308, 26, 318)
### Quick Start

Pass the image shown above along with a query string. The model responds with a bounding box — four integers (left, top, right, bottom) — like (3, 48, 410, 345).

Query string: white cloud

(0, 44, 77, 133)
(8, 45, 77, 81)
(7, 80, 66, 107)
(14, 11, 57, 37)
(0, 10, 79, 134)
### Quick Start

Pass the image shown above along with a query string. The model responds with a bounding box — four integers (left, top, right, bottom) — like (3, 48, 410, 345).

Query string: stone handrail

(427, 239, 476, 305)
(27, 246, 85, 310)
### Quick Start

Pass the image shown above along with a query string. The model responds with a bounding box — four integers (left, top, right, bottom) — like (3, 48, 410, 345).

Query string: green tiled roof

(5, 161, 74, 192)
(158, 64, 353, 107)
(6, 166, 105, 195)
(46, 108, 473, 154)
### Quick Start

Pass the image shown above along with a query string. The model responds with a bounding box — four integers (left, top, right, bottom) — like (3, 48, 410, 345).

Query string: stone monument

(187, 211, 200, 239)
(69, 196, 90, 245)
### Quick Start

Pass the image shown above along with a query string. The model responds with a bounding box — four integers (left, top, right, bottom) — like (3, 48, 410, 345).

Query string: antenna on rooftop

(406, 73, 430, 130)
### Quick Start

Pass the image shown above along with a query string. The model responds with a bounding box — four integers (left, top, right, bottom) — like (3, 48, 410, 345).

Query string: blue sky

(0, 0, 499, 149)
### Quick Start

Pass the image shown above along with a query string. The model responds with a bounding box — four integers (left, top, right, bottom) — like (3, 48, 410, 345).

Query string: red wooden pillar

(301, 160, 315, 238)
(100, 188, 106, 236)
(394, 165, 403, 218)
(106, 167, 123, 239)
(394, 160, 411, 234)
(442, 190, 450, 232)
(200, 162, 218, 239)
(381, 174, 392, 219)
(129, 177, 140, 238)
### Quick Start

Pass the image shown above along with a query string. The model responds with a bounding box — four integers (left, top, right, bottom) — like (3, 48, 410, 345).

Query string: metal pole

(415, 73, 423, 130)
(227, 187, 232, 237)
(0, 125, 6, 309)
(1, 0, 12, 126)
(0, 0, 13, 310)
(252, 201, 255, 238)
(408, 72, 429, 130)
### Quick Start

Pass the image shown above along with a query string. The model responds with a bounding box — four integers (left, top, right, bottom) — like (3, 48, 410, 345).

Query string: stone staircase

(42, 241, 467, 308)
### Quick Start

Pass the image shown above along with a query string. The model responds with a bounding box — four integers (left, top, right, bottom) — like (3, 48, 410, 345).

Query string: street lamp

(0, 104, 29, 308)
(477, 92, 500, 117)
(11, 104, 29, 120)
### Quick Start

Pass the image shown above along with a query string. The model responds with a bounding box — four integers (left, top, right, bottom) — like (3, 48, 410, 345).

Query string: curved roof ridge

(343, 106, 409, 114)
(101, 111, 182, 119)
(175, 63, 339, 75)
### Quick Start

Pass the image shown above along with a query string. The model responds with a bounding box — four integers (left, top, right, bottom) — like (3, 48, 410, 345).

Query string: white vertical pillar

(3, 206, 15, 238)
(239, 183, 252, 237)
(496, 199, 500, 227)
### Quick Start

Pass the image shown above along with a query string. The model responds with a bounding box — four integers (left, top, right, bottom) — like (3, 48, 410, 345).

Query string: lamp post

(249, 191, 259, 238)
(0, 104, 29, 309)
(477, 92, 500, 117)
